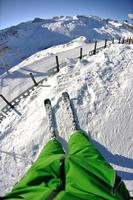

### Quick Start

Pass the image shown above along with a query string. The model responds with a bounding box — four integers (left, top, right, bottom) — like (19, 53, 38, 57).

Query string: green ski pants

(4, 131, 130, 200)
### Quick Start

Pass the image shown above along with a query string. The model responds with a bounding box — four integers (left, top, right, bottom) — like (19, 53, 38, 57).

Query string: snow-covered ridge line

(0, 38, 113, 123)
(0, 15, 133, 74)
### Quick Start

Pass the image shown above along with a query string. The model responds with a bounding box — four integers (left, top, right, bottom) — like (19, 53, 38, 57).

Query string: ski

(44, 99, 56, 138)
(62, 92, 78, 131)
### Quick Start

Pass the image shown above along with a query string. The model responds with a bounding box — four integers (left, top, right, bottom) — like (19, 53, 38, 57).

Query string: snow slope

(0, 43, 133, 196)
(0, 15, 133, 74)
(0, 37, 108, 111)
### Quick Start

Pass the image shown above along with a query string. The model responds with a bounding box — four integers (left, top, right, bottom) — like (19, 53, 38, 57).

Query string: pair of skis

(44, 92, 77, 138)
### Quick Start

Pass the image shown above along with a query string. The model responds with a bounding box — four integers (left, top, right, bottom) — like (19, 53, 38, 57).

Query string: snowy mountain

(0, 14, 133, 197)
(0, 15, 133, 75)
(0, 40, 133, 196)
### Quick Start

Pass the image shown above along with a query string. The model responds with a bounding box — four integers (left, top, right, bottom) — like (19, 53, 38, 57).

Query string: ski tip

(44, 99, 51, 106)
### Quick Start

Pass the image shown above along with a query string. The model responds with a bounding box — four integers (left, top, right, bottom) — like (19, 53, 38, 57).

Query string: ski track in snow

(0, 43, 133, 196)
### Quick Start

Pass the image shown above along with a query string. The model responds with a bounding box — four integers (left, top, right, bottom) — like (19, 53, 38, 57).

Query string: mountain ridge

(0, 15, 133, 75)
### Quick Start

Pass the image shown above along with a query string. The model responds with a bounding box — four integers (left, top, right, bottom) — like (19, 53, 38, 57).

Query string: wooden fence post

(80, 48, 82, 60)
(112, 38, 114, 44)
(129, 37, 131, 44)
(104, 39, 107, 48)
(0, 94, 14, 109)
(56, 56, 60, 72)
(4, 64, 9, 74)
(122, 38, 125, 44)
(118, 38, 121, 44)
(93, 41, 97, 55)
(29, 73, 38, 86)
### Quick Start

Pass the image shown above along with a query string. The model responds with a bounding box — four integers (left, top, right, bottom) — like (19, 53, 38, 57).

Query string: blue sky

(0, 0, 133, 29)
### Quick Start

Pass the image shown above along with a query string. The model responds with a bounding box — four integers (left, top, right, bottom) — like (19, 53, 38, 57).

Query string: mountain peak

(0, 15, 133, 75)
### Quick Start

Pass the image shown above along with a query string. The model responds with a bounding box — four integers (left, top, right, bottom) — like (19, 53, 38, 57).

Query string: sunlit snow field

(0, 41, 133, 196)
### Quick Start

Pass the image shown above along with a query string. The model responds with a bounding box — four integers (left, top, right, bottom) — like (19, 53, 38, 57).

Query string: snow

(0, 37, 107, 111)
(0, 15, 133, 75)
(0, 14, 133, 197)
(109, 20, 122, 28)
(0, 41, 133, 197)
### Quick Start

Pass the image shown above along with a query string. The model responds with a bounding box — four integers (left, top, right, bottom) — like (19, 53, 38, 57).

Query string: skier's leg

(68, 130, 105, 162)
(27, 137, 65, 173)
(9, 138, 65, 192)
(42, 97, 65, 158)
(5, 98, 65, 198)
(37, 138, 64, 159)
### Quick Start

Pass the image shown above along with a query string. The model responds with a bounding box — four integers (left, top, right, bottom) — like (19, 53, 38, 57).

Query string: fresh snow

(0, 37, 107, 111)
(0, 41, 133, 196)
(0, 15, 133, 74)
